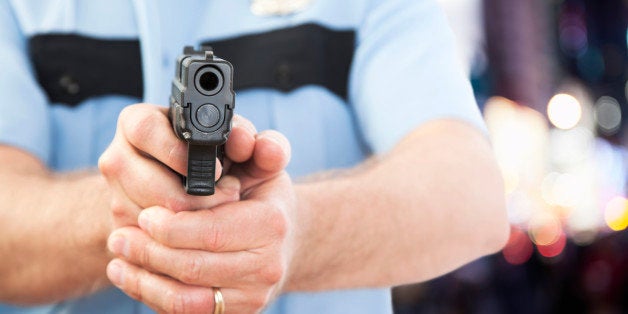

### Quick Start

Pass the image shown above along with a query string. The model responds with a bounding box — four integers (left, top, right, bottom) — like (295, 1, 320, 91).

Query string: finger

(108, 227, 284, 290)
(108, 181, 143, 228)
(118, 104, 227, 182)
(107, 259, 266, 314)
(100, 145, 141, 227)
(121, 155, 240, 212)
(118, 104, 188, 175)
(101, 121, 241, 213)
(120, 106, 258, 179)
(107, 259, 215, 313)
(137, 199, 288, 252)
(251, 130, 291, 175)
(114, 139, 239, 212)
(231, 130, 292, 191)
(225, 115, 257, 163)
(100, 134, 144, 227)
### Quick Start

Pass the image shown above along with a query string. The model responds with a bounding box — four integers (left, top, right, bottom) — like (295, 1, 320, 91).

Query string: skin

(102, 104, 510, 313)
(0, 106, 279, 305)
(0, 148, 111, 304)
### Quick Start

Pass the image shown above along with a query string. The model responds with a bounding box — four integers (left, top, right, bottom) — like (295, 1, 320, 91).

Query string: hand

(107, 172, 296, 313)
(99, 103, 283, 228)
(102, 103, 294, 313)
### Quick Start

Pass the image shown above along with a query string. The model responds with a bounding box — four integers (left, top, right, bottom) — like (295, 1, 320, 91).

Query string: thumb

(228, 130, 291, 191)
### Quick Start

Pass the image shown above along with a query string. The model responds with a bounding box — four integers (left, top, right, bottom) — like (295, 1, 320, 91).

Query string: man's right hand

(98, 102, 291, 229)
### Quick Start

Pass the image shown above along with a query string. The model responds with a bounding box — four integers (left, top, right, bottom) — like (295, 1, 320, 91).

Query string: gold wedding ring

(213, 287, 225, 314)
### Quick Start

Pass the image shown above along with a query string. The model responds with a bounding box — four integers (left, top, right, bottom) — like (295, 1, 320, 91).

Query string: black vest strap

(28, 23, 355, 107)
(201, 23, 355, 100)
(29, 34, 143, 106)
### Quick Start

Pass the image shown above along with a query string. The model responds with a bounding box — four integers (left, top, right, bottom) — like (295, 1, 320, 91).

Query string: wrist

(281, 182, 324, 292)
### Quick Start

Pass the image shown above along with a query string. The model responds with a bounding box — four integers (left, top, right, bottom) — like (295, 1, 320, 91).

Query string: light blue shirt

(0, 0, 485, 313)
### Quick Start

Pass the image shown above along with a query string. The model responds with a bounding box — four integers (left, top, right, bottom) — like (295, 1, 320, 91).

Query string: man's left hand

(107, 172, 295, 313)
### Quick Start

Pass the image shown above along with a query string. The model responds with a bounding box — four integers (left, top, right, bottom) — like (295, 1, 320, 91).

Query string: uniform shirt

(0, 0, 485, 313)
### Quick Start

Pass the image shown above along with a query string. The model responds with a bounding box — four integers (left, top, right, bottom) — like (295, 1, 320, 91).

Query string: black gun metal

(169, 46, 235, 195)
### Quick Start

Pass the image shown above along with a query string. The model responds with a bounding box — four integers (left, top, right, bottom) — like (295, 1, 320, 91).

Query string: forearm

(284, 119, 510, 291)
(0, 148, 112, 304)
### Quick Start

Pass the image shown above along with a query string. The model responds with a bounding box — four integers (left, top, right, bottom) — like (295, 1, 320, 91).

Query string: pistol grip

(185, 144, 219, 196)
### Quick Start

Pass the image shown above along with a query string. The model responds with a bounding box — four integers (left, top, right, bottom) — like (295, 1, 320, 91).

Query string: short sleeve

(349, 0, 486, 153)
(0, 0, 51, 163)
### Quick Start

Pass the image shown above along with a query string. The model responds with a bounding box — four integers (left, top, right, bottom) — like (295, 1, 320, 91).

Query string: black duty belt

(28, 23, 355, 107)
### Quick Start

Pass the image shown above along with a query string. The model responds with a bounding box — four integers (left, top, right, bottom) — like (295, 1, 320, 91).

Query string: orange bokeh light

(529, 214, 562, 246)
(537, 232, 567, 258)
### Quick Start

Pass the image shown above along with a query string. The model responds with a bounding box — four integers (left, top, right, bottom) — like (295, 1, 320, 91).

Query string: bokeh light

(547, 93, 583, 129)
(540, 169, 589, 212)
(594, 96, 622, 135)
(604, 196, 628, 231)
(548, 127, 594, 167)
(394, 3, 628, 312)
(537, 231, 567, 258)
(502, 226, 534, 265)
(571, 230, 597, 246)
(529, 213, 562, 246)
(484, 97, 549, 226)
(540, 172, 561, 205)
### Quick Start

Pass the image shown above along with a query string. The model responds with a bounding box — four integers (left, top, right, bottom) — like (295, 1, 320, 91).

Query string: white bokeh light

(594, 96, 622, 135)
(547, 93, 583, 130)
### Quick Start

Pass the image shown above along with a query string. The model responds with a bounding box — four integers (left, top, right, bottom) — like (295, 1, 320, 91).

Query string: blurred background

(393, 0, 628, 313)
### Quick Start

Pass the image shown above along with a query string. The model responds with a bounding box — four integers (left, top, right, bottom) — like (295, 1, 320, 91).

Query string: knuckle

(166, 145, 178, 170)
(205, 228, 224, 252)
(97, 151, 110, 174)
(130, 271, 145, 302)
(202, 215, 227, 252)
(109, 199, 132, 225)
(139, 241, 155, 267)
(98, 149, 122, 177)
(249, 292, 270, 310)
(166, 142, 185, 171)
(259, 261, 285, 285)
(124, 107, 160, 145)
(117, 105, 135, 125)
(167, 290, 189, 314)
(126, 117, 148, 144)
(266, 206, 290, 239)
(271, 212, 289, 239)
(179, 255, 205, 284)
(156, 218, 176, 244)
(168, 290, 211, 314)
(165, 194, 189, 213)
(118, 105, 141, 134)
(109, 198, 125, 216)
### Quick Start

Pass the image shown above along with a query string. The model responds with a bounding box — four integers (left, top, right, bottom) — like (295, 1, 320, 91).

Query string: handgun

(169, 46, 235, 195)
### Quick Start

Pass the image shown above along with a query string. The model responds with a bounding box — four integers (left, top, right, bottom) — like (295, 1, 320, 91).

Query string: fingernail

(259, 133, 280, 144)
(232, 118, 256, 135)
(108, 233, 129, 258)
(260, 132, 288, 148)
(259, 132, 291, 159)
(138, 211, 151, 232)
(107, 260, 125, 286)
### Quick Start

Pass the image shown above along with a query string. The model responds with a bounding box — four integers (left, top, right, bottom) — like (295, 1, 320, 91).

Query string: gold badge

(250, 0, 313, 16)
